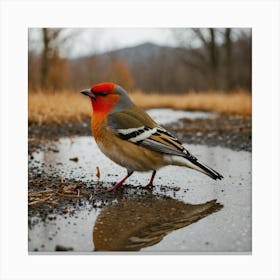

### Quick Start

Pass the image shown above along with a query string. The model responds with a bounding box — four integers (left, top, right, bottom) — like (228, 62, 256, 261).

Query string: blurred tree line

(28, 28, 251, 93)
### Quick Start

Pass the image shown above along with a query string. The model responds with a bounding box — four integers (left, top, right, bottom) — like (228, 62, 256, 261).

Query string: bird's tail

(185, 155, 224, 180)
(167, 154, 223, 180)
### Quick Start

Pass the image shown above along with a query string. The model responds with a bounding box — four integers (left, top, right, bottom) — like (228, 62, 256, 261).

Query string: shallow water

(146, 108, 216, 125)
(29, 136, 251, 253)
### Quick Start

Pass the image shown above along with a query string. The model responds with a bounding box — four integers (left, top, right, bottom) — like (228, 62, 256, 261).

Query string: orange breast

(91, 112, 106, 141)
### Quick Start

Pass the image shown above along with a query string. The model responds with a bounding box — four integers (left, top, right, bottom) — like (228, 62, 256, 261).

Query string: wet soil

(28, 114, 251, 154)
(171, 115, 251, 152)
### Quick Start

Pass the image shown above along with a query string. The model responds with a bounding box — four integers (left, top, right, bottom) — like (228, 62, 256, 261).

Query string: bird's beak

(80, 89, 96, 99)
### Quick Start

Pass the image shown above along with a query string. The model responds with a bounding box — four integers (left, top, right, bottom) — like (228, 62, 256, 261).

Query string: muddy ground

(29, 114, 251, 153)
(28, 112, 252, 252)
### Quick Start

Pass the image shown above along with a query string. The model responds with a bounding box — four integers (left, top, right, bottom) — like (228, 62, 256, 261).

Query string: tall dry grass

(28, 91, 91, 125)
(131, 90, 251, 115)
(29, 90, 251, 125)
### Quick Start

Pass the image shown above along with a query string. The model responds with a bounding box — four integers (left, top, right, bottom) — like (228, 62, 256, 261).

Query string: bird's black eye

(98, 92, 108, 97)
(91, 90, 108, 97)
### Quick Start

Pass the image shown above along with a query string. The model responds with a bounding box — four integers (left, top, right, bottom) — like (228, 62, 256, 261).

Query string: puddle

(29, 136, 251, 253)
(146, 109, 216, 125)
(29, 201, 99, 252)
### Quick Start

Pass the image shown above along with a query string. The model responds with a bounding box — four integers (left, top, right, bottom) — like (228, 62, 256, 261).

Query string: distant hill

(71, 42, 167, 66)
(69, 42, 182, 92)
(108, 42, 175, 67)
(69, 39, 251, 93)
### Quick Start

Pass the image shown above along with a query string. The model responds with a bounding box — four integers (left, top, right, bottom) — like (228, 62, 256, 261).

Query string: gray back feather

(110, 85, 133, 114)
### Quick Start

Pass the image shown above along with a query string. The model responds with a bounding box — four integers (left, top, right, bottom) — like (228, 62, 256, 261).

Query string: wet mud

(28, 110, 251, 153)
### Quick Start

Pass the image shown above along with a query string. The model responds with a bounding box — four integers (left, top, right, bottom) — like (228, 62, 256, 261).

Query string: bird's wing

(108, 107, 196, 159)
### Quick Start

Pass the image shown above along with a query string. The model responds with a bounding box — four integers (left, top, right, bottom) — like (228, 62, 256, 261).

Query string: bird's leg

(106, 171, 134, 192)
(143, 170, 156, 189)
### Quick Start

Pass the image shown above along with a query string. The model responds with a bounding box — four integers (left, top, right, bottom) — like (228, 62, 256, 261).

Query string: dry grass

(29, 90, 251, 124)
(131, 90, 251, 116)
(28, 181, 90, 205)
(28, 90, 91, 125)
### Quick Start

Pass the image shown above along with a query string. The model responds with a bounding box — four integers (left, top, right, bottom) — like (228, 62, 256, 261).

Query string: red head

(80, 82, 133, 114)
(91, 82, 115, 93)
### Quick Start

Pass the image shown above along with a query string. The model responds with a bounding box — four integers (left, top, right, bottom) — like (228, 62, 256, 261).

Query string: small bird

(80, 82, 223, 192)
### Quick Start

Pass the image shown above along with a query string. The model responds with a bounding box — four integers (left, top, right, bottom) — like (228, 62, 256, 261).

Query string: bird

(80, 82, 223, 192)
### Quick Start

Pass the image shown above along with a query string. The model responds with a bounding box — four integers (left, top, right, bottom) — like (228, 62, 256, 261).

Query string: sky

(29, 28, 176, 58)
(76, 28, 175, 54)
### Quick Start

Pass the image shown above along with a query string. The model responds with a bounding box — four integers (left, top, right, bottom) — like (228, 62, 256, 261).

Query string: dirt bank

(28, 114, 251, 154)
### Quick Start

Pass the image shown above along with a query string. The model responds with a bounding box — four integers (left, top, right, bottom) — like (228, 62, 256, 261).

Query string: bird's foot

(105, 183, 122, 192)
(142, 170, 156, 189)
(105, 171, 133, 192)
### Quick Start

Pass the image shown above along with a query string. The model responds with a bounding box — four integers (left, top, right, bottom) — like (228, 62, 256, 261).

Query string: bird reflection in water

(93, 195, 223, 251)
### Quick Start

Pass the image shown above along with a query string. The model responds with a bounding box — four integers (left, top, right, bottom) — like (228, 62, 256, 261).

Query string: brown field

(28, 90, 251, 125)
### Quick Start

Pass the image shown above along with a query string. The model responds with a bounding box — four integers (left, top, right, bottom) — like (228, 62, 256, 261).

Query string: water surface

(29, 136, 251, 252)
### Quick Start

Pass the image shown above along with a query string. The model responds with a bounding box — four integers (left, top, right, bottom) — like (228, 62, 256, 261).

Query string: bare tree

(106, 53, 134, 90)
(172, 28, 246, 92)
(209, 28, 219, 89)
(41, 28, 61, 90)
(224, 28, 233, 91)
(40, 28, 80, 91)
(188, 28, 220, 89)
